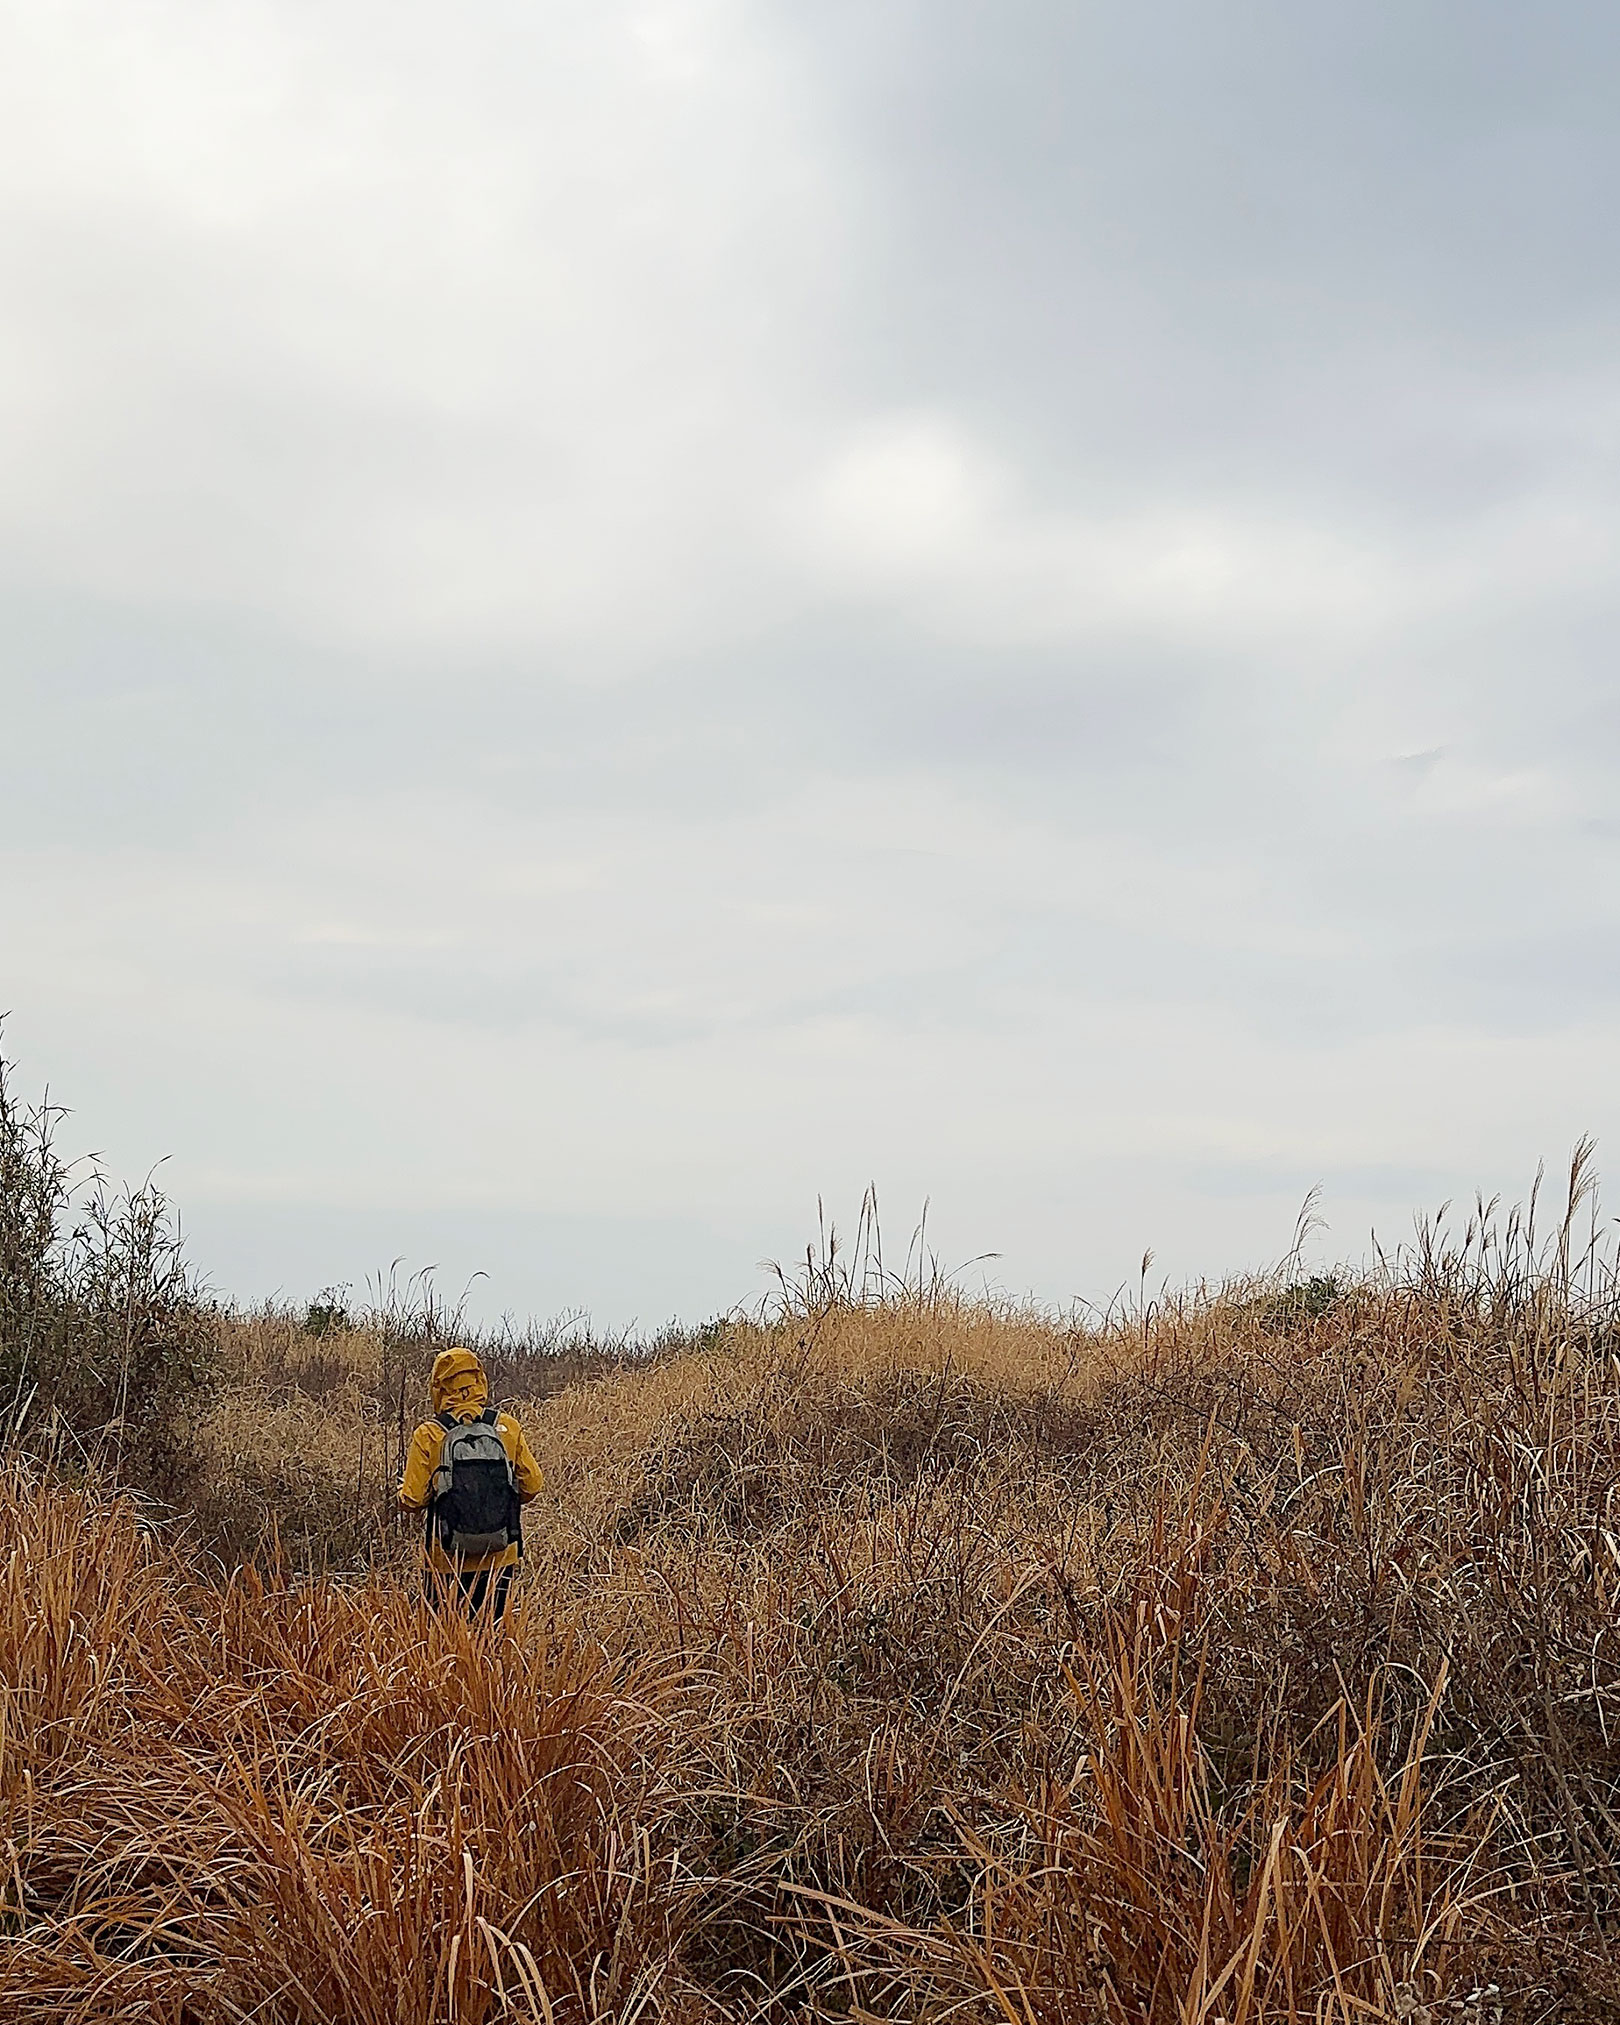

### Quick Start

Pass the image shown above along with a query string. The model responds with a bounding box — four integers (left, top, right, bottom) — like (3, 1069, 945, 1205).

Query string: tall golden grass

(6, 1178, 1620, 2019)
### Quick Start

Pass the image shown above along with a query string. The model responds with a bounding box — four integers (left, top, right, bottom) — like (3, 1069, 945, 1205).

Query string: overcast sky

(3, 1, 1618, 1328)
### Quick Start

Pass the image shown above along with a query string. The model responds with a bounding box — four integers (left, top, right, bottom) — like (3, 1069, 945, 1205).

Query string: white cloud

(792, 411, 1410, 648)
(791, 407, 1620, 661)
(4, 2, 1620, 1322)
(0, 0, 846, 658)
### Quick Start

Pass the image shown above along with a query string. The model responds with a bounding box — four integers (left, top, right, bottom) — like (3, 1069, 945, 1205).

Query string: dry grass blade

(6, 1169, 1620, 2017)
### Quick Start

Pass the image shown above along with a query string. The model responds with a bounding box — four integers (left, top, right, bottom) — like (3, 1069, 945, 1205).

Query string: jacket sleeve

(504, 1418, 545, 1502)
(398, 1421, 443, 1510)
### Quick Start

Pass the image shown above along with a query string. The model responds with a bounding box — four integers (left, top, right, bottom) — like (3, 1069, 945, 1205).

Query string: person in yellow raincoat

(398, 1346, 543, 1619)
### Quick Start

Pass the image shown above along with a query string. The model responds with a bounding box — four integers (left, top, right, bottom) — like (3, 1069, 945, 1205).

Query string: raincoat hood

(430, 1347, 490, 1421)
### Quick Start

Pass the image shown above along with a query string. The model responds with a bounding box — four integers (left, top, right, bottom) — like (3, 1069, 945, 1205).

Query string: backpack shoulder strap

(480, 1406, 498, 1424)
(437, 1410, 458, 1430)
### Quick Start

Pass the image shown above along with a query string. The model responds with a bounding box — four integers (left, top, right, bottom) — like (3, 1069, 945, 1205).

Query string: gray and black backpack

(429, 1408, 519, 1558)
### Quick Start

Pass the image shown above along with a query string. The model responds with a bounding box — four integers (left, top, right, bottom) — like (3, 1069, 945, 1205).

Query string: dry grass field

(6, 1144, 1620, 2018)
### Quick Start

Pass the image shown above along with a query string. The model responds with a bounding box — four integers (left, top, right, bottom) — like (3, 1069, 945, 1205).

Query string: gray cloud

(3, 1, 1618, 1324)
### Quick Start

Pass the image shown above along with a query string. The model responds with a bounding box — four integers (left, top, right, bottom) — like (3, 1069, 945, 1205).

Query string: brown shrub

(8, 1182, 1620, 2018)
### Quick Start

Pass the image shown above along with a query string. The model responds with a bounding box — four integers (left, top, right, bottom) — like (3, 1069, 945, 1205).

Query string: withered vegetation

(3, 1050, 1620, 2021)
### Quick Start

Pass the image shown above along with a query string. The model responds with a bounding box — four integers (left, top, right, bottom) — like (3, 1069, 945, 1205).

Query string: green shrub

(302, 1290, 353, 1339)
(1255, 1272, 1343, 1332)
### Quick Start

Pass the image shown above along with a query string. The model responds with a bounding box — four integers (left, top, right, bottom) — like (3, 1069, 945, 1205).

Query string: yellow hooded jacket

(398, 1348, 543, 1574)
